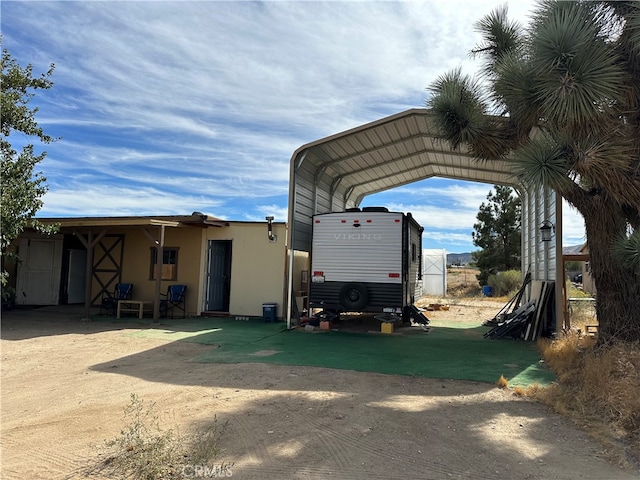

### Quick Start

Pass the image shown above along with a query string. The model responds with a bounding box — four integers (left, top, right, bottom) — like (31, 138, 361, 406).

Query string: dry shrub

(536, 332, 596, 383)
(569, 303, 597, 332)
(565, 282, 598, 332)
(101, 394, 178, 480)
(496, 374, 509, 388)
(95, 394, 231, 480)
(487, 270, 522, 297)
(582, 344, 640, 434)
(531, 335, 640, 468)
(512, 386, 526, 397)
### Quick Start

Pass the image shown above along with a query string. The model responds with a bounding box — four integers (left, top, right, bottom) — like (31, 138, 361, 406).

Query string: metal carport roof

(285, 108, 563, 328)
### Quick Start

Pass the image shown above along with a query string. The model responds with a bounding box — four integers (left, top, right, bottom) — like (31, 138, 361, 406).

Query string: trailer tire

(339, 283, 369, 311)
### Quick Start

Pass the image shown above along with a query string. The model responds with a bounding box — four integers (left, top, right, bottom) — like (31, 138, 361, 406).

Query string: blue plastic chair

(160, 284, 187, 318)
(100, 283, 133, 316)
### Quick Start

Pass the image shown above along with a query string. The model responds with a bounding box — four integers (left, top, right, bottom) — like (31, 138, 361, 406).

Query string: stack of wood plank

(484, 277, 555, 341)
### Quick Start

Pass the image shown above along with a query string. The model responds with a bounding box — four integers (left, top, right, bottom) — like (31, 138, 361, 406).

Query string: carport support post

(555, 196, 564, 333)
(83, 232, 95, 321)
(287, 246, 295, 329)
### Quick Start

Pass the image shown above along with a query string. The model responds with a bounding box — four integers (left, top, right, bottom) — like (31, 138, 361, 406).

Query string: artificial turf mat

(127, 317, 555, 387)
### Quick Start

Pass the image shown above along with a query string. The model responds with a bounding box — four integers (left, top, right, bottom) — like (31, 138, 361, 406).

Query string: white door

(15, 235, 63, 305)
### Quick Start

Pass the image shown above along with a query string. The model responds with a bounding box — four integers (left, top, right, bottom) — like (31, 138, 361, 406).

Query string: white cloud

(26, 1, 538, 136)
(381, 202, 479, 231)
(3, 0, 578, 254)
(249, 204, 290, 223)
(562, 201, 587, 247)
(40, 185, 224, 218)
(364, 181, 499, 233)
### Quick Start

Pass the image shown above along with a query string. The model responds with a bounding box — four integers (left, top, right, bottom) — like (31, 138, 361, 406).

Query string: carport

(285, 108, 563, 329)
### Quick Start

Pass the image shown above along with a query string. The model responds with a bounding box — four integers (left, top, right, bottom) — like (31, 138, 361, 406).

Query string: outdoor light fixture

(540, 220, 555, 242)
(265, 216, 277, 242)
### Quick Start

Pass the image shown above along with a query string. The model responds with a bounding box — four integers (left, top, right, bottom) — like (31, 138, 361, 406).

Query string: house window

(150, 247, 178, 280)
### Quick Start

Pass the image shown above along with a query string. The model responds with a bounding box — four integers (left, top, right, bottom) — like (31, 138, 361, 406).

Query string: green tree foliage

(1, 47, 57, 299)
(471, 185, 521, 285)
(427, 1, 640, 343)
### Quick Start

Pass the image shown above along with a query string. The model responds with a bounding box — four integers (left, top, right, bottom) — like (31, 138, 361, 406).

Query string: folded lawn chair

(160, 284, 187, 318)
(100, 283, 133, 316)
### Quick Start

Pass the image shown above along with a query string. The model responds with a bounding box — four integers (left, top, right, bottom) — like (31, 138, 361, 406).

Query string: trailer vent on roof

(362, 207, 389, 212)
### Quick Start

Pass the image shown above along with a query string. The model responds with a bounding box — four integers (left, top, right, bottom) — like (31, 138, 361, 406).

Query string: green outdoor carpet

(128, 317, 555, 387)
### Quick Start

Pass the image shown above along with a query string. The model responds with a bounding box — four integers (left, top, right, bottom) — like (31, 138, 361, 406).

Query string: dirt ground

(1, 302, 638, 480)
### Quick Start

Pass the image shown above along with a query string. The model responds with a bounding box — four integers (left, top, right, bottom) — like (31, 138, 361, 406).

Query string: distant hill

(446, 252, 473, 266)
(444, 246, 584, 266)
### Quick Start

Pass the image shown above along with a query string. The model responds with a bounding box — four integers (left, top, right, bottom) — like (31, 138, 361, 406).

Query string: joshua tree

(427, 1, 640, 342)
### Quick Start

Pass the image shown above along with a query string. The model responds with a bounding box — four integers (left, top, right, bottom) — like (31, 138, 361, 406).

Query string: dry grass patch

(566, 281, 598, 335)
(446, 267, 481, 297)
(92, 394, 231, 480)
(496, 375, 509, 389)
(530, 333, 640, 468)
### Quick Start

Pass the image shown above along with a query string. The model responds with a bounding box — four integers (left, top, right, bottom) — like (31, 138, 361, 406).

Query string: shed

(422, 249, 447, 296)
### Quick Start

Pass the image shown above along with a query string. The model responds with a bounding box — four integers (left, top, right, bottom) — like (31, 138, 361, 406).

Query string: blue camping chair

(160, 284, 187, 318)
(100, 283, 133, 316)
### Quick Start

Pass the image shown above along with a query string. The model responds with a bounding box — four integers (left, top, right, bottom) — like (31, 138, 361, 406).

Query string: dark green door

(205, 240, 232, 311)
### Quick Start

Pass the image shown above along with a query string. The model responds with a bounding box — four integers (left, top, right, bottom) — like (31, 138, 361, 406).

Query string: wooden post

(144, 225, 165, 322)
(154, 225, 165, 322)
(82, 231, 94, 321)
(74, 229, 107, 320)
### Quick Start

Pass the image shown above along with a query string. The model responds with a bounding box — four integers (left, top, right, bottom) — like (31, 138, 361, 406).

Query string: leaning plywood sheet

(524, 280, 545, 340)
(526, 281, 554, 341)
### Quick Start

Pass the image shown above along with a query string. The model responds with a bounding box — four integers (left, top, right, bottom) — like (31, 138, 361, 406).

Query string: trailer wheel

(339, 283, 369, 311)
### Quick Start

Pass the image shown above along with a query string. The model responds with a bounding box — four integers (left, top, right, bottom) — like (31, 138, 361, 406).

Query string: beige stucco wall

(95, 226, 204, 316)
(206, 222, 287, 318)
(97, 223, 289, 318)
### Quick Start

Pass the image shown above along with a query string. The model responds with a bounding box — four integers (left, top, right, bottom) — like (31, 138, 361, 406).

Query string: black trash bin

(262, 303, 277, 322)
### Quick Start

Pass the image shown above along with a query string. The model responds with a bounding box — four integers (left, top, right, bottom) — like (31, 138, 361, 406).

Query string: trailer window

(411, 243, 417, 262)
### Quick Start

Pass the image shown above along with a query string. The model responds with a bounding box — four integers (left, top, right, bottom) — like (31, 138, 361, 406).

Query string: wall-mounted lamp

(265, 216, 277, 242)
(540, 220, 555, 242)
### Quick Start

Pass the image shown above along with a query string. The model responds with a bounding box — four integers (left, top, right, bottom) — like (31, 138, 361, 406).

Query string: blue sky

(2, 0, 586, 253)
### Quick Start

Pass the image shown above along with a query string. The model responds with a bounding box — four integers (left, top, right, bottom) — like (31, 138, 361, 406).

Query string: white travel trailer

(309, 207, 424, 321)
